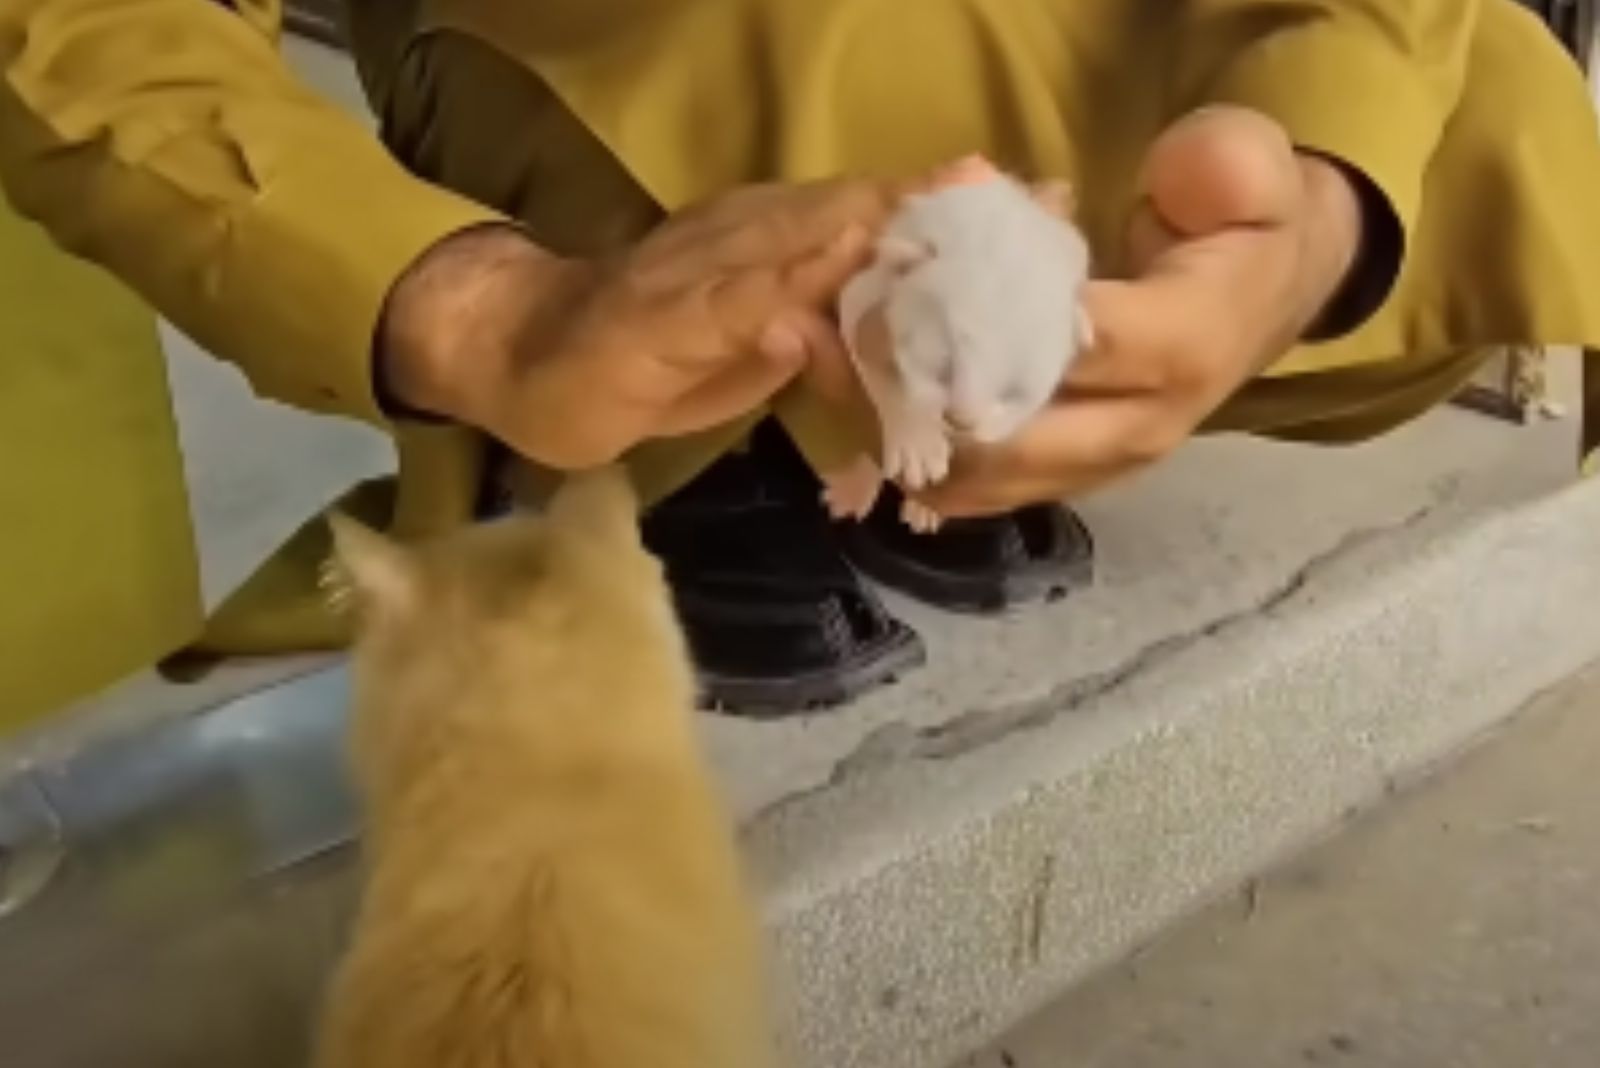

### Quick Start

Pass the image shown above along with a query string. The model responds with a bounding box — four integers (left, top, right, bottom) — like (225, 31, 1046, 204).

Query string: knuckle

(702, 271, 769, 325)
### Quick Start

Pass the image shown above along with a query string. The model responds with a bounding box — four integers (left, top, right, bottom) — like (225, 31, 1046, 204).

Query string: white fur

(832, 172, 1092, 527)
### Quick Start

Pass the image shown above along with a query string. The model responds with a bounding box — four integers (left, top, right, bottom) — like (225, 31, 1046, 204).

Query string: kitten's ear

(1030, 178, 1076, 219)
(927, 153, 1000, 188)
(326, 514, 418, 615)
(546, 466, 641, 545)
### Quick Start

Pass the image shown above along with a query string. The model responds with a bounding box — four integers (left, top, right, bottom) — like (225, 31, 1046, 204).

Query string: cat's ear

(1030, 178, 1076, 219)
(546, 466, 641, 545)
(326, 513, 418, 616)
(927, 153, 1000, 188)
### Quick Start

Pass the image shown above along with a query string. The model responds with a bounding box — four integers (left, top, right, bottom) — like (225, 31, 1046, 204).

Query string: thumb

(1124, 197, 1184, 274)
(1120, 106, 1298, 278)
(1139, 106, 1299, 239)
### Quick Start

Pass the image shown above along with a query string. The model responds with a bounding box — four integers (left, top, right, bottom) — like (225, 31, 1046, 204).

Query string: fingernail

(759, 320, 809, 365)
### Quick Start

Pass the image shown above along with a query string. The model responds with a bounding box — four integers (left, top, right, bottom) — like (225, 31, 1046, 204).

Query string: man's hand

(380, 177, 907, 468)
(916, 106, 1364, 517)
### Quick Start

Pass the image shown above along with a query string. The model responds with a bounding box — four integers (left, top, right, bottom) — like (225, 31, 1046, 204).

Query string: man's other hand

(379, 176, 909, 468)
(916, 106, 1364, 518)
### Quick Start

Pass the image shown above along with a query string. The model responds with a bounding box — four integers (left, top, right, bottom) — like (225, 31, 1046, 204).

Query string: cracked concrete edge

(751, 478, 1600, 1068)
(803, 495, 1447, 799)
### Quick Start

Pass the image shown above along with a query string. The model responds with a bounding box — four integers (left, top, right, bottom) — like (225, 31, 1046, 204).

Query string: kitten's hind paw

(882, 422, 952, 491)
(822, 454, 884, 520)
(901, 498, 945, 535)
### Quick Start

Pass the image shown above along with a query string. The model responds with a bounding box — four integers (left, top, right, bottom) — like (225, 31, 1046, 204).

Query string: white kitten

(828, 158, 1094, 532)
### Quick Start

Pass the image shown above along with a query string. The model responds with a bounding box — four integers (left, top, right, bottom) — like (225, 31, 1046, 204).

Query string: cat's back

(317, 471, 777, 1068)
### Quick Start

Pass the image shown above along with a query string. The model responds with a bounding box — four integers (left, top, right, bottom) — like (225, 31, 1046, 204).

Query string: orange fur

(315, 469, 775, 1068)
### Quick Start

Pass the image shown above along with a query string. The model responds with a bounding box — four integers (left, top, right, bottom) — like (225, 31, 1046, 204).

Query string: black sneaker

(641, 422, 925, 716)
(837, 485, 1095, 615)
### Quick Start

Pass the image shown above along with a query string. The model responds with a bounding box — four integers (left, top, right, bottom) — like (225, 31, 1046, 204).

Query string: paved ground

(961, 661, 1600, 1068)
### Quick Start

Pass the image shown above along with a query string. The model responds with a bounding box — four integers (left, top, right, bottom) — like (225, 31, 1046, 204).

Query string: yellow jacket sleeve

(1179, 0, 1477, 237)
(0, 0, 501, 423)
(1176, 1, 1480, 333)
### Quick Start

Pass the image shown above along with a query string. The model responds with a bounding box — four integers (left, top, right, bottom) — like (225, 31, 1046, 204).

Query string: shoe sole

(696, 618, 927, 718)
(840, 508, 1096, 615)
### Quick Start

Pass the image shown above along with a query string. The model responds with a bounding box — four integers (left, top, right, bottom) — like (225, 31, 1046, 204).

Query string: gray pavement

(963, 660, 1600, 1068)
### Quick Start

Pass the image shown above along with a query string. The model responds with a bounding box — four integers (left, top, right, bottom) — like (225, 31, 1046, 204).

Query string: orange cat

(314, 469, 776, 1068)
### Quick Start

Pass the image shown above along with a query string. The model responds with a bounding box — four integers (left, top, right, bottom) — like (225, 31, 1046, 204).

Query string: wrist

(1294, 150, 1407, 343)
(377, 224, 588, 427)
(1294, 152, 1364, 328)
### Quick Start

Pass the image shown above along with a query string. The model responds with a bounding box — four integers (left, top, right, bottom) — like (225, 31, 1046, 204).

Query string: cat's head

(326, 468, 690, 761)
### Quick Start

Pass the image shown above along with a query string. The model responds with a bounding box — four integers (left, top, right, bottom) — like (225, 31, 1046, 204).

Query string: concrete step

(744, 431, 1600, 1068)
(961, 657, 1600, 1068)
(4, 393, 1598, 1068)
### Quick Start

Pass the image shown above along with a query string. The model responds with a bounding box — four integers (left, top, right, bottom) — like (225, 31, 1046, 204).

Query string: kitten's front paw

(901, 497, 945, 535)
(822, 454, 884, 520)
(882, 420, 952, 491)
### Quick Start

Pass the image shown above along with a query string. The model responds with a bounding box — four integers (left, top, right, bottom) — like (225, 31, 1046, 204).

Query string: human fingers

(1140, 105, 1299, 238)
(1120, 106, 1302, 294)
(673, 160, 958, 272)
(668, 225, 870, 367)
(652, 348, 806, 438)
(608, 252, 824, 386)
(622, 169, 934, 381)
(915, 395, 1168, 516)
(1069, 155, 1284, 399)
(791, 309, 862, 406)
(679, 176, 905, 271)
(771, 221, 876, 309)
(1124, 196, 1184, 274)
(792, 311, 882, 454)
(730, 163, 966, 315)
